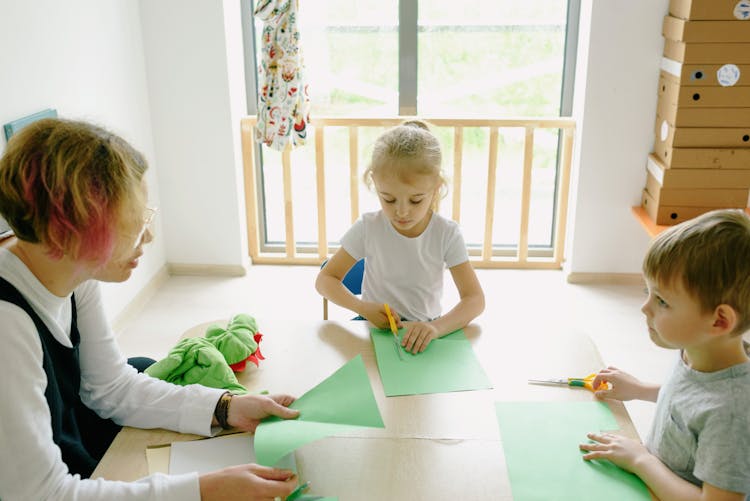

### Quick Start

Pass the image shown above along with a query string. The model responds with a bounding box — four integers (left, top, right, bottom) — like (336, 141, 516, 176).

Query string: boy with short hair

(579, 209, 750, 500)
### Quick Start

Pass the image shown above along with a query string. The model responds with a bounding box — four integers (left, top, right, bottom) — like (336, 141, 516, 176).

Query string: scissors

(383, 303, 404, 360)
(528, 373, 609, 392)
(285, 481, 311, 501)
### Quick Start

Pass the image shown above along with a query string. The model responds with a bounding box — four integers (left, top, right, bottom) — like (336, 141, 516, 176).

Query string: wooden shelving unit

(633, 205, 750, 237)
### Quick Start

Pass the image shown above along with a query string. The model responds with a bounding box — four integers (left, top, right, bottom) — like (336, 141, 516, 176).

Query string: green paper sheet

(371, 328, 492, 396)
(495, 401, 651, 501)
(255, 355, 384, 466)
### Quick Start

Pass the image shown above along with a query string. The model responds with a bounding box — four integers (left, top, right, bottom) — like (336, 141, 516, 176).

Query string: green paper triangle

(255, 355, 384, 466)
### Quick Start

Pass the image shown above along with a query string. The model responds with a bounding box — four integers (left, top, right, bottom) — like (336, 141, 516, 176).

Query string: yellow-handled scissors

(383, 303, 404, 360)
(528, 373, 609, 392)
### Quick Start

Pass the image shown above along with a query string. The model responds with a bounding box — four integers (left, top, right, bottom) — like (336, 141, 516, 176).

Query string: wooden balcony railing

(240, 116, 575, 269)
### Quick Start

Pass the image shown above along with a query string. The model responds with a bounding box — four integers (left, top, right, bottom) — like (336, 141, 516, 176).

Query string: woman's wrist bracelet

(214, 391, 234, 429)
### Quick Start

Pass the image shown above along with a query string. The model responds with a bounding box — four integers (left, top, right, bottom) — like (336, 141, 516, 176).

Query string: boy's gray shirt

(646, 354, 750, 498)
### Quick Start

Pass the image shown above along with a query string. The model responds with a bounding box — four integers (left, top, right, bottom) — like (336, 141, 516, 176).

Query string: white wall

(0, 0, 672, 321)
(138, 0, 250, 270)
(565, 0, 669, 275)
(0, 0, 166, 320)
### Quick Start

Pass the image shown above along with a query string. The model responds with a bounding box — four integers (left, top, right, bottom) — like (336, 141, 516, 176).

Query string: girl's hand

(579, 432, 650, 473)
(402, 322, 438, 353)
(591, 366, 647, 401)
(199, 463, 298, 501)
(227, 394, 299, 432)
(360, 302, 403, 331)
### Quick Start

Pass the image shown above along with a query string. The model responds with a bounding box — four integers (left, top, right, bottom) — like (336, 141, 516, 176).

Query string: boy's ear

(710, 304, 738, 336)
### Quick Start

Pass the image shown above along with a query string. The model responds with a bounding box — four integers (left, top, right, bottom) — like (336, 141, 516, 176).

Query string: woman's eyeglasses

(133, 206, 158, 249)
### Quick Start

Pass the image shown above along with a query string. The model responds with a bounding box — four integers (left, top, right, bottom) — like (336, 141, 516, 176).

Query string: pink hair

(0, 118, 147, 264)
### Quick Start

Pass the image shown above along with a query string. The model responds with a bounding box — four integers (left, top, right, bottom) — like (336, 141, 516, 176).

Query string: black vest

(0, 278, 101, 478)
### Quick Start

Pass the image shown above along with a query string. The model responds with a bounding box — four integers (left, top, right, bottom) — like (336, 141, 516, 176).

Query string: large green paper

(255, 355, 384, 466)
(371, 328, 492, 396)
(495, 401, 651, 501)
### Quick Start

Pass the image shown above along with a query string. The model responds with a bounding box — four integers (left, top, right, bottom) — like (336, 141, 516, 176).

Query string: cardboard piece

(664, 40, 750, 64)
(670, 0, 750, 21)
(653, 143, 750, 169)
(658, 73, 750, 108)
(657, 97, 750, 127)
(655, 114, 750, 149)
(658, 72, 750, 108)
(663, 15, 750, 42)
(645, 171, 749, 207)
(661, 57, 750, 87)
(641, 190, 715, 225)
(660, 57, 750, 87)
(647, 153, 750, 189)
(145, 444, 171, 475)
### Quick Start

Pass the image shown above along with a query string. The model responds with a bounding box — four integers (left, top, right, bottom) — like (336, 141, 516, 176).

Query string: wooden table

(92, 319, 644, 500)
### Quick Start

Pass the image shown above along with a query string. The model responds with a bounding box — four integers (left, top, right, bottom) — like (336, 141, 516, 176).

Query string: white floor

(115, 266, 677, 439)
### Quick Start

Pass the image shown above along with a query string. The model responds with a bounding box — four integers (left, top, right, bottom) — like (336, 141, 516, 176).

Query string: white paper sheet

(169, 433, 296, 474)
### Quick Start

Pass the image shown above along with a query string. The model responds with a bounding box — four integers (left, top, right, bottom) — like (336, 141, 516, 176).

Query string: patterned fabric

(254, 0, 310, 151)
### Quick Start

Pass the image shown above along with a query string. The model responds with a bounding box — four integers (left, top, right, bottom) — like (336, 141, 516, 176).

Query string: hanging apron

(254, 0, 311, 151)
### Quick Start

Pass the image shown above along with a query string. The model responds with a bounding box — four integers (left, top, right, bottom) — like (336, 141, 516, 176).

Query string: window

(248, 0, 578, 257)
(303, 0, 399, 116)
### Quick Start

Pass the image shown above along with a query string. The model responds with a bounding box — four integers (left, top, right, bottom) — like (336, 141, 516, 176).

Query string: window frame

(241, 0, 580, 255)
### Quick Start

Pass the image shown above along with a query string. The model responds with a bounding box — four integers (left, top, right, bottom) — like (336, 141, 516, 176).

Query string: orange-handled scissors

(383, 303, 404, 360)
(528, 373, 609, 392)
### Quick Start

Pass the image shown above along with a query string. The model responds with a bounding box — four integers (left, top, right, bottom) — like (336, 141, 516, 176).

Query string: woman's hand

(402, 322, 438, 354)
(199, 464, 298, 501)
(227, 394, 299, 432)
(579, 432, 649, 473)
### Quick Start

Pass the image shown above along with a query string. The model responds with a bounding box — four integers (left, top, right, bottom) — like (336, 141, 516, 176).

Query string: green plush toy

(145, 337, 248, 394)
(205, 314, 266, 372)
(145, 314, 266, 393)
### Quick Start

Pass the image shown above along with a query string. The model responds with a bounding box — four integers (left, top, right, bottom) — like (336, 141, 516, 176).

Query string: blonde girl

(316, 120, 485, 353)
(0, 118, 300, 501)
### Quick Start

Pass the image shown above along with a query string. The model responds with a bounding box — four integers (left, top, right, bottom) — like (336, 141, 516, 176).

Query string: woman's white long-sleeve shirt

(0, 248, 225, 500)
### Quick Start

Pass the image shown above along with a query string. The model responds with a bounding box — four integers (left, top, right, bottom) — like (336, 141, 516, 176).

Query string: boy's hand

(402, 322, 438, 353)
(579, 432, 649, 473)
(592, 366, 647, 401)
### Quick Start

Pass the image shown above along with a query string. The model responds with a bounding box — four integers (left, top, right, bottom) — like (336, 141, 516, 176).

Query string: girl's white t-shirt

(340, 211, 468, 321)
